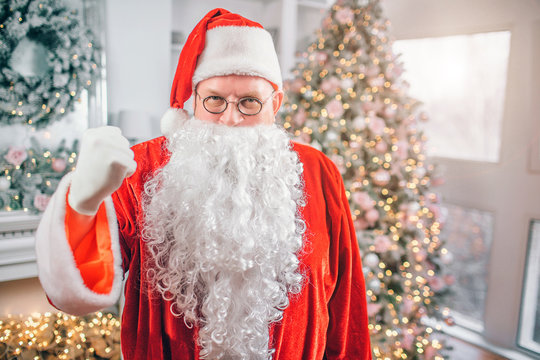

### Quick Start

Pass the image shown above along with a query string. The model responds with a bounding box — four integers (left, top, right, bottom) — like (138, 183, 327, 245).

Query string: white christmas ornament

(363, 253, 380, 268)
(368, 279, 381, 293)
(0, 177, 10, 191)
(441, 251, 454, 265)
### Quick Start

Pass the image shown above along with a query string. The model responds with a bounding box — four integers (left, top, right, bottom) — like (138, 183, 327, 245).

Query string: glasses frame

(195, 91, 275, 116)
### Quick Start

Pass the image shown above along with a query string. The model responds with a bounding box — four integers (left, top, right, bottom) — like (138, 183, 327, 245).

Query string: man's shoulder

(291, 141, 340, 178)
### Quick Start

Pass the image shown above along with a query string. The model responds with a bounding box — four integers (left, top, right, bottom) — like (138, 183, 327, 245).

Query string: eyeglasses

(195, 91, 275, 116)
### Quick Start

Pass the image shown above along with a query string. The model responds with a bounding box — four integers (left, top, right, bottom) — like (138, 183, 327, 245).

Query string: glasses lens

(203, 96, 227, 114)
(238, 97, 262, 115)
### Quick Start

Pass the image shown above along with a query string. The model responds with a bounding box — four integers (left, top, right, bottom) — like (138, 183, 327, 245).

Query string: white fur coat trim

(35, 173, 123, 315)
(192, 26, 282, 89)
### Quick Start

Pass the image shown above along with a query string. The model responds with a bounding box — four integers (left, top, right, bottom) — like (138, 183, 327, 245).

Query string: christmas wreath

(0, 0, 98, 128)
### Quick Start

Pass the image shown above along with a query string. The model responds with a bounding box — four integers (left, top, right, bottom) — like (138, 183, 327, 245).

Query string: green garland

(0, 0, 98, 128)
(0, 137, 78, 213)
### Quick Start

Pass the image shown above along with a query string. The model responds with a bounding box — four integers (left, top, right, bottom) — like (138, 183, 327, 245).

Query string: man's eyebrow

(200, 87, 263, 98)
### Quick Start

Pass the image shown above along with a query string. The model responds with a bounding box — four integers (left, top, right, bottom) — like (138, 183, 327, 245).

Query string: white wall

(106, 0, 172, 138)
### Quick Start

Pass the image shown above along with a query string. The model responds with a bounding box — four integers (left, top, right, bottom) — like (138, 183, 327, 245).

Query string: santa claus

(35, 8, 372, 360)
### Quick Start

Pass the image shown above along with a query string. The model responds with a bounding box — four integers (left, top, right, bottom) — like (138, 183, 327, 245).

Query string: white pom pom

(160, 108, 189, 137)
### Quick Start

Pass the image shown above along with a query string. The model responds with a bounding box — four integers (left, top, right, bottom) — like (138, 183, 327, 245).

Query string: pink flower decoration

(320, 77, 340, 95)
(52, 158, 67, 172)
(368, 116, 386, 135)
(292, 108, 307, 126)
(352, 191, 375, 211)
(326, 99, 344, 118)
(374, 141, 388, 154)
(4, 146, 27, 167)
(374, 235, 392, 253)
(365, 208, 379, 226)
(33, 193, 50, 211)
(367, 303, 382, 316)
(335, 7, 354, 25)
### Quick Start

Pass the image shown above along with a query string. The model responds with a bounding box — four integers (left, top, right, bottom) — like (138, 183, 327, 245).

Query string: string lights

(0, 312, 121, 360)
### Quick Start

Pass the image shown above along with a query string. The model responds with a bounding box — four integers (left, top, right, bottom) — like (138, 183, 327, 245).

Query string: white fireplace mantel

(0, 212, 41, 282)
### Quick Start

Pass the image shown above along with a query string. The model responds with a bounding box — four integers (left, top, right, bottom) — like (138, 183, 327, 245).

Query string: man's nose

(218, 104, 243, 126)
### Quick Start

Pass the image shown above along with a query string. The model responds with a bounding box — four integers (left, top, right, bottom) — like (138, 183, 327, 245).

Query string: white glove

(68, 126, 137, 215)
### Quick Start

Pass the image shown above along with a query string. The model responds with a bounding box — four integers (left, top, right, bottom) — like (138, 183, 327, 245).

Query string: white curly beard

(142, 117, 306, 359)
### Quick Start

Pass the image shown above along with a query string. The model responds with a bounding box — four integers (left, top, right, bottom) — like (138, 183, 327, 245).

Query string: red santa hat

(161, 8, 282, 135)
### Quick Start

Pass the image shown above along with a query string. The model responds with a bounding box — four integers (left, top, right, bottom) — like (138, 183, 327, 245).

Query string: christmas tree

(280, 0, 452, 358)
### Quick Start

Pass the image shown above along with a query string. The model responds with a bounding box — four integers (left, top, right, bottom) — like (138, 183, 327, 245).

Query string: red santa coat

(36, 136, 372, 360)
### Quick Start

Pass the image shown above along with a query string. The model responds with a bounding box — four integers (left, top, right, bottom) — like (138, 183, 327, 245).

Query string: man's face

(193, 75, 283, 126)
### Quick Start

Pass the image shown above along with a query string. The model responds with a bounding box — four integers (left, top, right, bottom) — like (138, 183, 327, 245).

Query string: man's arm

(35, 174, 124, 315)
(35, 126, 136, 316)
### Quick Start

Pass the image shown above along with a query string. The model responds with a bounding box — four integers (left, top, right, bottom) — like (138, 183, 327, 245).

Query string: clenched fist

(68, 126, 137, 215)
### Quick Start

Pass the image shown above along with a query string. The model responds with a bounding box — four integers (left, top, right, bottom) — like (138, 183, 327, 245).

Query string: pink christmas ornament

(326, 99, 345, 118)
(365, 208, 379, 225)
(4, 146, 27, 167)
(52, 158, 67, 172)
(33, 193, 51, 211)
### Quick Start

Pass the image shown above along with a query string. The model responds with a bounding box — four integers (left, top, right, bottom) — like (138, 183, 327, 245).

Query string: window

(518, 219, 540, 355)
(440, 203, 494, 330)
(393, 31, 511, 162)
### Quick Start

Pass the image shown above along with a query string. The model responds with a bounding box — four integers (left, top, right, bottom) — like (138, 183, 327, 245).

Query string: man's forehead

(197, 75, 273, 95)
